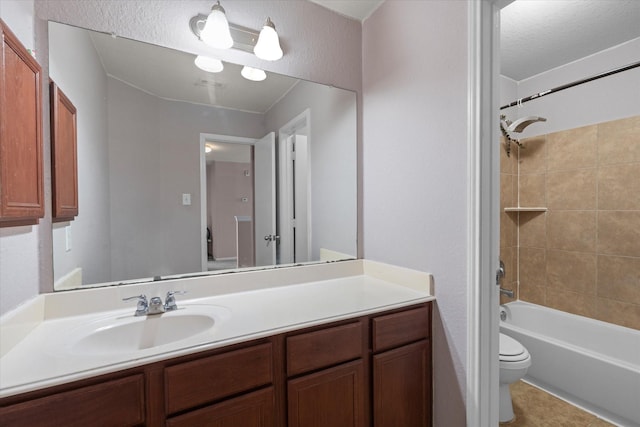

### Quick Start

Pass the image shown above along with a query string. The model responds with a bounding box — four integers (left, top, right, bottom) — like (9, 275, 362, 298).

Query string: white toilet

(499, 333, 532, 423)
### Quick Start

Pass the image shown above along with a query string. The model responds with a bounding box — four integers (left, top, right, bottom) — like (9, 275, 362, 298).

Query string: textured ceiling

(500, 0, 640, 81)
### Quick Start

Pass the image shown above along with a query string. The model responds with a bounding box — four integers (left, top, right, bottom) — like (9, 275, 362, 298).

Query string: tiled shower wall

(499, 115, 640, 330)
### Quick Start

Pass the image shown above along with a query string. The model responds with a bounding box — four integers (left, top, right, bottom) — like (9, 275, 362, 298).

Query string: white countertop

(0, 259, 434, 398)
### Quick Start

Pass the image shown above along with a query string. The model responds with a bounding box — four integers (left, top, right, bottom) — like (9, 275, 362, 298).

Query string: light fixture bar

(189, 14, 259, 54)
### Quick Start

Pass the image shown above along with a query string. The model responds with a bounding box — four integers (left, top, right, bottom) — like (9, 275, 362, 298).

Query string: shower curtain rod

(500, 60, 640, 110)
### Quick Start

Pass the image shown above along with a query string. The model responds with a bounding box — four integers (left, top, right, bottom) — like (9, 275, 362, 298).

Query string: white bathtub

(500, 301, 640, 427)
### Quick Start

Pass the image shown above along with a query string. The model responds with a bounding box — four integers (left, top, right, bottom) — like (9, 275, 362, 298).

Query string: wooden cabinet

(0, 374, 145, 427)
(0, 303, 432, 427)
(164, 342, 273, 415)
(50, 80, 78, 221)
(372, 305, 432, 427)
(166, 387, 276, 427)
(288, 360, 366, 427)
(0, 20, 44, 226)
(286, 321, 367, 427)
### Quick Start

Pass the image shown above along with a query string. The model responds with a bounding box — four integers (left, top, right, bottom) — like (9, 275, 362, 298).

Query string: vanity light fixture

(241, 66, 267, 82)
(254, 18, 283, 61)
(190, 3, 284, 60)
(198, 1, 233, 49)
(194, 55, 224, 73)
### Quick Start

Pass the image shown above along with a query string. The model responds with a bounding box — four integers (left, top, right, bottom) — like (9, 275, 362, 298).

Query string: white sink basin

(62, 304, 230, 356)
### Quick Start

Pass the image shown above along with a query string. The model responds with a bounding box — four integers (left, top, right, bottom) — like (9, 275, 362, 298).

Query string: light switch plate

(182, 193, 191, 205)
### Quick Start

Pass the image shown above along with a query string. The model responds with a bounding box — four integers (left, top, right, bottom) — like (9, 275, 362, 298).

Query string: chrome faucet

(164, 290, 186, 312)
(122, 294, 149, 316)
(148, 296, 165, 315)
(123, 291, 186, 316)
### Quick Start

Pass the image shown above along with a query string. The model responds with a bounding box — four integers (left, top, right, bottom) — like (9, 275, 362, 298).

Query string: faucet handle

(164, 290, 186, 311)
(123, 294, 148, 316)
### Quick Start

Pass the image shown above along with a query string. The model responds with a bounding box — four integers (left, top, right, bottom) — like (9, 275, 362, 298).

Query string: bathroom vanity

(0, 260, 434, 427)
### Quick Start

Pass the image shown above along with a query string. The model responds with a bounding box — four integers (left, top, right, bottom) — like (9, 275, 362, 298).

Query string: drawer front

(165, 342, 273, 415)
(287, 321, 363, 376)
(0, 374, 144, 427)
(372, 305, 430, 352)
(166, 387, 275, 427)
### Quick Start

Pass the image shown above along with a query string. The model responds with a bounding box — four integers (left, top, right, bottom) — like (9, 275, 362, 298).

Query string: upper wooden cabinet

(50, 80, 78, 221)
(0, 19, 44, 227)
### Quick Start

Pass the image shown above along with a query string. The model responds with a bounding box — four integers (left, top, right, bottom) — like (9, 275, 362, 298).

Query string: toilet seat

(499, 333, 530, 363)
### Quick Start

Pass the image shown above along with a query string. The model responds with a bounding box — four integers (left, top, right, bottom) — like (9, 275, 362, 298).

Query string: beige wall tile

(519, 135, 546, 174)
(546, 250, 596, 295)
(597, 255, 640, 305)
(519, 247, 546, 288)
(546, 288, 596, 318)
(519, 212, 546, 248)
(501, 173, 514, 209)
(518, 283, 545, 306)
(598, 211, 640, 257)
(500, 212, 517, 249)
(547, 211, 596, 252)
(547, 125, 598, 171)
(546, 169, 596, 210)
(519, 174, 546, 207)
(598, 163, 640, 210)
(596, 297, 640, 330)
(598, 115, 640, 165)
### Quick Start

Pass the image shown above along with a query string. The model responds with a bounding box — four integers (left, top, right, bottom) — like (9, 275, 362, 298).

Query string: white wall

(107, 77, 265, 281)
(49, 22, 112, 286)
(265, 81, 358, 259)
(503, 37, 640, 138)
(363, 2, 469, 426)
(0, 0, 44, 314)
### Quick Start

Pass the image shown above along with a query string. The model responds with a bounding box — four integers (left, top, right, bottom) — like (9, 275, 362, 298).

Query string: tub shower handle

(496, 260, 505, 285)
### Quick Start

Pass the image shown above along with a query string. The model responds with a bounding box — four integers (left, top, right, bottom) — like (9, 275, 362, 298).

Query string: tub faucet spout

(500, 288, 514, 298)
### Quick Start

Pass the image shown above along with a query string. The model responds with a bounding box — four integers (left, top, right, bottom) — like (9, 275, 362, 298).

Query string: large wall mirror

(49, 21, 357, 290)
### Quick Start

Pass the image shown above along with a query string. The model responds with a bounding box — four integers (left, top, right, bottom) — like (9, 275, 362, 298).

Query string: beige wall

(500, 115, 640, 330)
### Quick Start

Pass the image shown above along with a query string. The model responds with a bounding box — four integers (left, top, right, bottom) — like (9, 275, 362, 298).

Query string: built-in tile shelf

(504, 207, 547, 213)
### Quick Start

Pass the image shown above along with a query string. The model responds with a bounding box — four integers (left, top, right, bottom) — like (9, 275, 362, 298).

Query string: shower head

(507, 116, 547, 133)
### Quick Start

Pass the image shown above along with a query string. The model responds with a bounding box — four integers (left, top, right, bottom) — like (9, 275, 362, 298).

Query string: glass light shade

(254, 18, 283, 61)
(241, 66, 267, 82)
(200, 3, 233, 49)
(194, 55, 224, 73)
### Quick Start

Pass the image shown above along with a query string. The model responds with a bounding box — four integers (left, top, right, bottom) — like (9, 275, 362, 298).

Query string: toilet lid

(500, 333, 525, 357)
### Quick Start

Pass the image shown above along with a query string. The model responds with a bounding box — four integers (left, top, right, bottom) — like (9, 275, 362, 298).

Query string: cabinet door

(0, 20, 43, 225)
(166, 387, 275, 427)
(50, 80, 78, 221)
(288, 360, 365, 427)
(373, 340, 431, 427)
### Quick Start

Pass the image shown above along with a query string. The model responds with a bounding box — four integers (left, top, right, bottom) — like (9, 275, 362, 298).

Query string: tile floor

(500, 381, 616, 427)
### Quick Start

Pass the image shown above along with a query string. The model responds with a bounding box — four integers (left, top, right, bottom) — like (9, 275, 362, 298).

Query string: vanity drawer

(287, 321, 363, 376)
(166, 387, 275, 427)
(0, 374, 144, 427)
(165, 342, 273, 415)
(372, 305, 430, 352)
